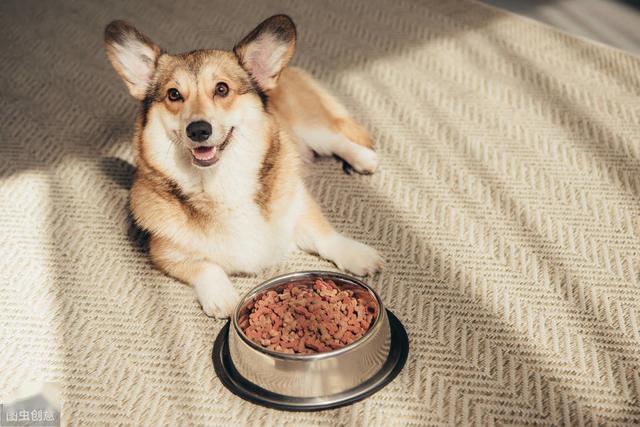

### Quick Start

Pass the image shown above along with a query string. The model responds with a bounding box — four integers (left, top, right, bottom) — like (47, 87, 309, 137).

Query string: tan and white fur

(104, 15, 382, 318)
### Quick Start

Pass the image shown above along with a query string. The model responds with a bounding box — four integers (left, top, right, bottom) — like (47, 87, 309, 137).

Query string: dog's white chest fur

(203, 181, 303, 274)
(171, 137, 304, 274)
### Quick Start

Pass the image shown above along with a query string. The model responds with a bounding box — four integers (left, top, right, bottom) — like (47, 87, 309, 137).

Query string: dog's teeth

(193, 147, 217, 161)
(204, 148, 217, 160)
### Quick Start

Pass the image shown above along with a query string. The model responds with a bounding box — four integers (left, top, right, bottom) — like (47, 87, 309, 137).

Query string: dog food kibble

(240, 279, 377, 354)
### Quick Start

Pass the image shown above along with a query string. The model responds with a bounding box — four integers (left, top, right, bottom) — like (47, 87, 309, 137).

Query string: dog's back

(271, 67, 378, 173)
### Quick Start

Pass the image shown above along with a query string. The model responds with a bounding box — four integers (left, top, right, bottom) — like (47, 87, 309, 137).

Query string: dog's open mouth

(191, 127, 234, 167)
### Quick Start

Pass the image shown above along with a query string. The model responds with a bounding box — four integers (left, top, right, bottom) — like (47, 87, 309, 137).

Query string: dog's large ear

(104, 20, 161, 100)
(234, 15, 296, 92)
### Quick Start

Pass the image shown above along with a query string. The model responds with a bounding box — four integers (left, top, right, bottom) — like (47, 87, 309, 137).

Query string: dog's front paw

(325, 235, 383, 276)
(350, 147, 379, 174)
(193, 265, 240, 318)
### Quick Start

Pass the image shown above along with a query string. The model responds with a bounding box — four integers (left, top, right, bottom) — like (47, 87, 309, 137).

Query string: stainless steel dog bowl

(212, 271, 409, 411)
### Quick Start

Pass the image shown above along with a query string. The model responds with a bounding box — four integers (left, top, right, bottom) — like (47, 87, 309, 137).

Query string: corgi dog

(104, 15, 383, 318)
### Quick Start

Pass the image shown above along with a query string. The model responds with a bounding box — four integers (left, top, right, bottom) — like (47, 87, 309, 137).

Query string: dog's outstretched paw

(324, 235, 384, 276)
(193, 266, 240, 318)
(350, 147, 379, 174)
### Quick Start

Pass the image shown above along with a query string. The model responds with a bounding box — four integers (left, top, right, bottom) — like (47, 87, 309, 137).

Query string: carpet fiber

(1, 0, 640, 425)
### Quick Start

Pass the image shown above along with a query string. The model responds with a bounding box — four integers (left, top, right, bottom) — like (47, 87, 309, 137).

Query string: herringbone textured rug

(1, 0, 639, 425)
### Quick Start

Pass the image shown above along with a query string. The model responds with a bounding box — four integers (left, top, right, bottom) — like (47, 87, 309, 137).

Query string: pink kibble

(240, 278, 377, 354)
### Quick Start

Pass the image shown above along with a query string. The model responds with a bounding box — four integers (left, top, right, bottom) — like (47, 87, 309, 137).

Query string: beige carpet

(1, 0, 640, 425)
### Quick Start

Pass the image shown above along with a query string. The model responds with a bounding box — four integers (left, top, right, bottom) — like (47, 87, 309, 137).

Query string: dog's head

(105, 15, 295, 168)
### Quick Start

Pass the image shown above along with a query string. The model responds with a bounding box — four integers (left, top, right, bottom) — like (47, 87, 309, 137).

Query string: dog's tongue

(193, 146, 216, 161)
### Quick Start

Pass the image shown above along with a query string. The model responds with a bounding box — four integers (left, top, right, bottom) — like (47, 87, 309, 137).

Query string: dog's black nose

(186, 121, 212, 142)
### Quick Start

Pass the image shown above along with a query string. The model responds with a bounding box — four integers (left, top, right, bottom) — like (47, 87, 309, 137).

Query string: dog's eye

(215, 82, 229, 97)
(167, 88, 182, 102)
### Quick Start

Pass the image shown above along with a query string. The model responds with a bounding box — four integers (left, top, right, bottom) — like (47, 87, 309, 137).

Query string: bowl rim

(231, 270, 386, 361)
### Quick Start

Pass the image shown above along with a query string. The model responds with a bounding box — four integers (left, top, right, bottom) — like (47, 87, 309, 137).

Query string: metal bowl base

(212, 309, 409, 411)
